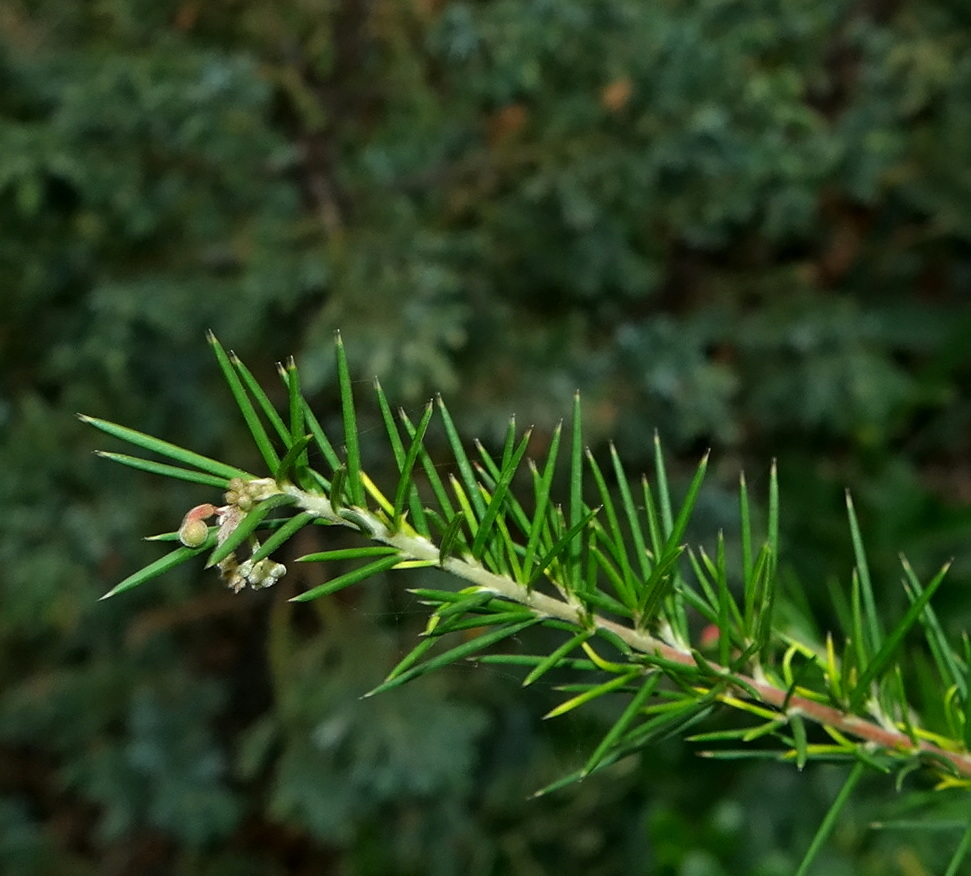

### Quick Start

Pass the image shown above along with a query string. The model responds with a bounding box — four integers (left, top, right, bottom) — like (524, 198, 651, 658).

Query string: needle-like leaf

(275, 434, 313, 484)
(944, 819, 971, 876)
(793, 761, 865, 876)
(392, 401, 434, 531)
(583, 673, 659, 775)
(291, 553, 403, 602)
(284, 357, 305, 446)
(569, 393, 584, 578)
(231, 352, 290, 445)
(739, 471, 753, 582)
(334, 331, 364, 507)
(248, 511, 317, 563)
(100, 541, 213, 600)
(438, 395, 486, 519)
(526, 507, 600, 590)
(544, 670, 640, 719)
(474, 439, 533, 539)
(523, 422, 562, 577)
(846, 491, 881, 653)
(586, 448, 636, 610)
(94, 451, 230, 489)
(365, 618, 542, 696)
(902, 556, 965, 697)
(208, 332, 280, 472)
(300, 398, 341, 475)
(297, 546, 400, 563)
(375, 381, 428, 532)
(400, 407, 454, 518)
(523, 630, 594, 686)
(80, 415, 252, 480)
(848, 560, 951, 712)
(470, 430, 531, 561)
(610, 443, 651, 582)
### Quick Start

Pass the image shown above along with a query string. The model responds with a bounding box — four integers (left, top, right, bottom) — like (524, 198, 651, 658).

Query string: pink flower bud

(178, 504, 217, 548)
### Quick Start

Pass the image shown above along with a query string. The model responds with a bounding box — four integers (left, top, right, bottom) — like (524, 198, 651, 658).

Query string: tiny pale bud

(244, 478, 278, 501)
(239, 558, 286, 589)
(179, 518, 209, 548)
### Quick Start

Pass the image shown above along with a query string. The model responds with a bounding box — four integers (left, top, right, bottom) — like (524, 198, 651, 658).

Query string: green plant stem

(282, 485, 971, 779)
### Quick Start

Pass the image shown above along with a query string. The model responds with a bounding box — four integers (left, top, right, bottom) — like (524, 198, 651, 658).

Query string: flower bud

(178, 503, 216, 548)
(179, 518, 210, 548)
(239, 558, 286, 589)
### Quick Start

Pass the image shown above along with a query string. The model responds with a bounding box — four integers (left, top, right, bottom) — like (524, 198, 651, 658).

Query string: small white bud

(237, 558, 286, 589)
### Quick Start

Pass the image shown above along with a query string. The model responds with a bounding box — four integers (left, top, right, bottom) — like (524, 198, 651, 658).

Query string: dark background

(4, 2, 971, 874)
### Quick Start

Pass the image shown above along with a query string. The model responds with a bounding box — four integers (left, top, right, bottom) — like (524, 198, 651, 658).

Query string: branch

(287, 486, 971, 779)
(83, 334, 971, 875)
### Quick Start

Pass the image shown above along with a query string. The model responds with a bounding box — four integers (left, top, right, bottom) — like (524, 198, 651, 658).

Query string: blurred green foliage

(4, 0, 971, 873)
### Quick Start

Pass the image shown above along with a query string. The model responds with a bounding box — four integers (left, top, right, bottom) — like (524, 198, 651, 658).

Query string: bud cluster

(177, 477, 287, 593)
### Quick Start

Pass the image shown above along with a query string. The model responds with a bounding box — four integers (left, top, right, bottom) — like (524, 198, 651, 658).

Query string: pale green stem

(284, 486, 971, 779)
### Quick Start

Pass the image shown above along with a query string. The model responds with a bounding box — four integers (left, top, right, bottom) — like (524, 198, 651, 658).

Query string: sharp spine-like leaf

(291, 553, 402, 602)
(80, 414, 251, 480)
(334, 331, 364, 507)
(208, 333, 281, 472)
(94, 451, 230, 488)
